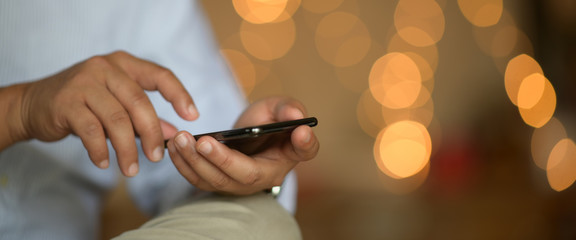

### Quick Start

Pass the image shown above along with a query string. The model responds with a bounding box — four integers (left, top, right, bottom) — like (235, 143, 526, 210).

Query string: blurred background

(102, 0, 576, 239)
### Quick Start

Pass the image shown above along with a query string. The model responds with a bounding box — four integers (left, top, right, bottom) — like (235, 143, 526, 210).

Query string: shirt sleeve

(124, 0, 248, 216)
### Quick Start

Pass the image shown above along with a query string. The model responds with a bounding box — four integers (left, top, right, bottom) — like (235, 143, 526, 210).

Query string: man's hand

(11, 51, 197, 176)
(166, 96, 319, 195)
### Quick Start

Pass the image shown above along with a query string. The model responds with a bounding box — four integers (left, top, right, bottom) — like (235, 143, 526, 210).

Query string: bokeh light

(531, 117, 567, 170)
(220, 49, 257, 96)
(403, 52, 434, 83)
(504, 54, 544, 106)
(374, 121, 432, 179)
(394, 0, 445, 47)
(240, 17, 296, 60)
(267, 0, 302, 23)
(403, 51, 436, 93)
(489, 25, 518, 58)
(387, 33, 439, 72)
(491, 29, 534, 75)
(315, 12, 371, 67)
(369, 52, 423, 109)
(458, 0, 503, 27)
(517, 74, 556, 128)
(381, 91, 434, 127)
(517, 73, 547, 110)
(473, 10, 518, 58)
(233, 0, 289, 24)
(547, 138, 576, 192)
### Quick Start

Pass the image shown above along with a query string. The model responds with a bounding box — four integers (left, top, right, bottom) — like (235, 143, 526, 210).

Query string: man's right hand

(5, 51, 198, 177)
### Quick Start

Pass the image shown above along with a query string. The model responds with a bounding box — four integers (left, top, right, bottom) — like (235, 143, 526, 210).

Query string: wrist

(0, 83, 31, 150)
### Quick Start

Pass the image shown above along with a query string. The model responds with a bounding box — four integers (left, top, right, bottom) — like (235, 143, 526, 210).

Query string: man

(0, 0, 318, 239)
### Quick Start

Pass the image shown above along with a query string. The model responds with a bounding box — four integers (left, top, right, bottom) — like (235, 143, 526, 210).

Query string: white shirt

(0, 1, 296, 239)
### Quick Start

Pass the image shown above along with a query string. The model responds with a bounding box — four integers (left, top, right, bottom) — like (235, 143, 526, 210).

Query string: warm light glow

(240, 18, 296, 60)
(301, 0, 344, 14)
(517, 73, 546, 110)
(388, 33, 439, 72)
(381, 95, 434, 127)
(382, 139, 427, 177)
(547, 138, 576, 192)
(408, 84, 432, 109)
(369, 52, 423, 109)
(374, 121, 432, 179)
(377, 162, 430, 195)
(490, 25, 518, 57)
(492, 29, 535, 75)
(220, 49, 257, 96)
(357, 90, 386, 138)
(315, 12, 371, 67)
(403, 52, 436, 94)
(404, 52, 434, 83)
(394, 0, 445, 47)
(268, 0, 302, 23)
(518, 75, 556, 128)
(531, 117, 567, 170)
(458, 0, 503, 27)
(504, 54, 544, 106)
(233, 0, 289, 24)
(473, 10, 517, 58)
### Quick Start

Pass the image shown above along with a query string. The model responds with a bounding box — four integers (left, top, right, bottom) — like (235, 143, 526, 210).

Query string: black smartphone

(165, 117, 318, 155)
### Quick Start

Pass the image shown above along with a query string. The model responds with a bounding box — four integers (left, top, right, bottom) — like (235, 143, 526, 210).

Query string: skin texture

(2, 51, 197, 177)
(0, 51, 319, 195)
(167, 97, 319, 195)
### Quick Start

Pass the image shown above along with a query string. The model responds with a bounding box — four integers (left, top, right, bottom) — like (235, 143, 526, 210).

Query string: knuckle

(145, 125, 163, 139)
(85, 55, 111, 69)
(184, 153, 202, 166)
(242, 167, 261, 185)
(127, 91, 150, 107)
(88, 147, 107, 161)
(109, 110, 130, 124)
(82, 120, 102, 137)
(155, 67, 176, 81)
(185, 175, 200, 186)
(110, 50, 130, 58)
(212, 175, 230, 189)
(217, 154, 233, 170)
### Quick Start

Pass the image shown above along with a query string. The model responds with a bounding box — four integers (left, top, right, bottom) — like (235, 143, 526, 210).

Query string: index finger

(106, 51, 198, 121)
(196, 136, 289, 188)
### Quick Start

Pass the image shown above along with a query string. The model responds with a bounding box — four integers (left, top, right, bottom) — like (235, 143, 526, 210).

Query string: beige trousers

(112, 193, 301, 240)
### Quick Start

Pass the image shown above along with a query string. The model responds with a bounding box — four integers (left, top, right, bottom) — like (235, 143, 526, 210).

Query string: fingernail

(128, 163, 139, 177)
(99, 159, 109, 169)
(152, 146, 163, 162)
(188, 105, 198, 119)
(176, 134, 188, 148)
(198, 141, 212, 155)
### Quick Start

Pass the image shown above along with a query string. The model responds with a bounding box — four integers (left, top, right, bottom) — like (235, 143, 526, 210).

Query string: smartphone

(165, 117, 318, 155)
